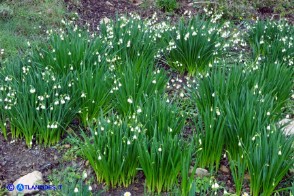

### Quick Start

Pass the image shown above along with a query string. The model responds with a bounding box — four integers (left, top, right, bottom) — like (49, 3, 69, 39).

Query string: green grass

(0, 0, 68, 59)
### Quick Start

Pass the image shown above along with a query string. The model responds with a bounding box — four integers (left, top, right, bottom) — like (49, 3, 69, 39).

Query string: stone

(279, 119, 294, 135)
(131, 0, 143, 6)
(10, 171, 43, 196)
(64, 144, 71, 148)
(191, 167, 210, 177)
(100, 17, 110, 24)
(105, 1, 113, 6)
(220, 165, 230, 173)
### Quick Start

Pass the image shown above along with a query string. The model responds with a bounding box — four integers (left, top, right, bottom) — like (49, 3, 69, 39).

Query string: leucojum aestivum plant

(137, 132, 191, 194)
(0, 59, 78, 147)
(73, 114, 141, 188)
(163, 15, 230, 75)
(72, 65, 114, 126)
(190, 68, 227, 172)
(137, 95, 185, 139)
(113, 60, 168, 116)
(246, 126, 294, 196)
(247, 19, 294, 65)
(99, 14, 162, 65)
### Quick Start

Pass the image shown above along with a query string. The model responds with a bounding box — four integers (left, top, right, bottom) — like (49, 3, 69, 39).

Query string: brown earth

(0, 133, 60, 191)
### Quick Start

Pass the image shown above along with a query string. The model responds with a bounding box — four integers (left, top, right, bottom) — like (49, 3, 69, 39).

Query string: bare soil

(0, 133, 60, 188)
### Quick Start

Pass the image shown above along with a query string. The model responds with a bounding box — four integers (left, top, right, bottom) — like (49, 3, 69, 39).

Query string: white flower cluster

(0, 84, 17, 110)
(47, 122, 58, 129)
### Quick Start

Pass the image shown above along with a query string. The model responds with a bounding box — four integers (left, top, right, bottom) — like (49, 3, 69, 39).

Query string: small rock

(188, 2, 194, 6)
(279, 119, 294, 135)
(132, 0, 143, 5)
(10, 171, 43, 196)
(105, 1, 113, 6)
(220, 165, 230, 173)
(194, 168, 209, 177)
(64, 144, 71, 148)
(85, 160, 89, 166)
(100, 17, 110, 24)
(189, 167, 210, 177)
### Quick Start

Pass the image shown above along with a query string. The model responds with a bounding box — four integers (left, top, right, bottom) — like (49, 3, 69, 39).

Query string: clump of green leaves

(246, 62, 293, 117)
(0, 60, 78, 147)
(113, 61, 168, 116)
(0, 188, 7, 196)
(193, 176, 220, 195)
(227, 152, 246, 195)
(99, 15, 160, 65)
(247, 20, 294, 65)
(0, 114, 6, 139)
(190, 67, 234, 170)
(74, 115, 140, 188)
(73, 66, 113, 126)
(138, 96, 185, 139)
(192, 62, 293, 160)
(137, 133, 191, 193)
(163, 16, 228, 75)
(48, 166, 101, 196)
(31, 27, 106, 75)
(156, 0, 178, 12)
(224, 85, 276, 157)
(189, 61, 293, 192)
(246, 127, 294, 196)
(180, 138, 198, 196)
(195, 106, 226, 172)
